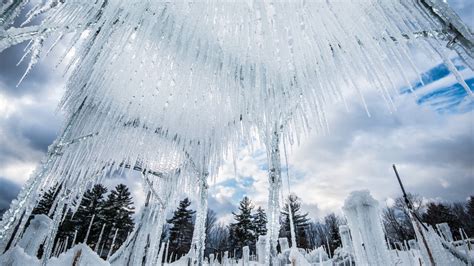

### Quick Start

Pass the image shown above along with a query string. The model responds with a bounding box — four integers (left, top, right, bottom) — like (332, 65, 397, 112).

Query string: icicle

(72, 230, 78, 247)
(83, 214, 95, 245)
(287, 200, 297, 249)
(106, 228, 119, 260)
(63, 236, 69, 253)
(264, 127, 282, 265)
(283, 138, 297, 249)
(95, 223, 106, 253)
(157, 242, 166, 266)
(164, 240, 170, 264)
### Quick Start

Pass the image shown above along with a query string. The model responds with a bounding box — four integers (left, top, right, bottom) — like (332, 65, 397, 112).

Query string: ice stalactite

(164, 240, 170, 264)
(41, 189, 69, 265)
(264, 128, 283, 265)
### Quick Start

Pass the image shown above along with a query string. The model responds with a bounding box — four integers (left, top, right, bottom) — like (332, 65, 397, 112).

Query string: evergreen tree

(467, 196, 474, 236)
(423, 202, 462, 239)
(468, 196, 474, 218)
(101, 184, 135, 255)
(167, 198, 195, 260)
(72, 184, 108, 246)
(31, 185, 60, 217)
(28, 185, 75, 257)
(229, 196, 255, 256)
(280, 194, 310, 249)
(253, 206, 267, 237)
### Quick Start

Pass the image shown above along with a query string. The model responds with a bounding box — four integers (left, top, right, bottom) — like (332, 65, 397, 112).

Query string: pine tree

(467, 196, 474, 236)
(253, 206, 267, 237)
(423, 202, 462, 239)
(72, 184, 108, 246)
(280, 194, 310, 249)
(99, 184, 135, 256)
(31, 185, 59, 217)
(229, 196, 255, 256)
(167, 198, 195, 260)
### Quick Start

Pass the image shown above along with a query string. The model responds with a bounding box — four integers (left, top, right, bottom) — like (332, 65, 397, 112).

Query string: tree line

(30, 184, 474, 262)
(29, 183, 135, 258)
(383, 193, 474, 244)
(164, 193, 474, 262)
(162, 194, 343, 262)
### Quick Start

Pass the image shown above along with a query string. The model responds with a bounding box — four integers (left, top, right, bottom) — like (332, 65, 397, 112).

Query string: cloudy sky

(0, 1, 473, 223)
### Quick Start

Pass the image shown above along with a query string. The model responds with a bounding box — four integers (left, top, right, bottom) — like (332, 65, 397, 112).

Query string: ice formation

(0, 0, 473, 264)
(338, 225, 353, 254)
(342, 190, 391, 265)
(17, 214, 52, 257)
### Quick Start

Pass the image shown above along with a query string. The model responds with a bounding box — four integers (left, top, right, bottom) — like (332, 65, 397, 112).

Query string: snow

(0, 246, 39, 266)
(48, 243, 109, 266)
(289, 247, 311, 266)
(0, 243, 109, 266)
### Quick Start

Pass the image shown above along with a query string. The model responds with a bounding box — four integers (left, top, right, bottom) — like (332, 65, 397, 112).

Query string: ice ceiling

(0, 0, 472, 264)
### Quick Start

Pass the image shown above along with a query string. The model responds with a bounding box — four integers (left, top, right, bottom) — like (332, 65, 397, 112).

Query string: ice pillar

(17, 214, 52, 257)
(338, 225, 353, 253)
(256, 235, 266, 264)
(191, 172, 209, 266)
(342, 190, 390, 266)
(242, 246, 250, 265)
(265, 128, 282, 265)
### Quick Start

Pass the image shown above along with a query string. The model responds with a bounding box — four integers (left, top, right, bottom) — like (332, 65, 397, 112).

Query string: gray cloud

(0, 43, 53, 97)
(0, 177, 21, 212)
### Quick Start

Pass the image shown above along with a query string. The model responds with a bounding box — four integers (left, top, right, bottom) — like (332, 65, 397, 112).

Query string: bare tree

(382, 194, 423, 243)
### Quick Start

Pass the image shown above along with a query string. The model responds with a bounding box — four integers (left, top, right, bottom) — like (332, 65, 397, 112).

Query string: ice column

(265, 128, 282, 265)
(242, 246, 249, 265)
(338, 225, 353, 253)
(436, 223, 453, 242)
(17, 214, 52, 256)
(342, 190, 390, 266)
(278, 238, 289, 251)
(256, 235, 266, 264)
(190, 173, 209, 266)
